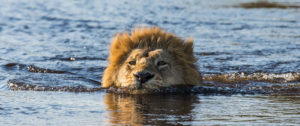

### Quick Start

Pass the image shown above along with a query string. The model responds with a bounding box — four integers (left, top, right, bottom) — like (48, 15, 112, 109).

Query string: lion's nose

(134, 71, 154, 84)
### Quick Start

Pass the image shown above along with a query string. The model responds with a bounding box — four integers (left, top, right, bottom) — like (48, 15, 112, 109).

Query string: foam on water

(5, 64, 300, 95)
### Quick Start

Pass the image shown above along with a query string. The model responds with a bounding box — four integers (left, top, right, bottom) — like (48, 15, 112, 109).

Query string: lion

(102, 27, 202, 93)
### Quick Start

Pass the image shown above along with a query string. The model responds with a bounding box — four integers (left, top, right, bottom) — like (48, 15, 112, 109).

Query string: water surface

(0, 0, 300, 125)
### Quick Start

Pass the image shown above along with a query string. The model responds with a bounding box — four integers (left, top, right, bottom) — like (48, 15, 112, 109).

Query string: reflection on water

(0, 91, 299, 125)
(102, 93, 300, 125)
(104, 93, 198, 125)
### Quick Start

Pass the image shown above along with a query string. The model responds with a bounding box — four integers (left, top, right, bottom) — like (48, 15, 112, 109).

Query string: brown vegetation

(235, 1, 300, 9)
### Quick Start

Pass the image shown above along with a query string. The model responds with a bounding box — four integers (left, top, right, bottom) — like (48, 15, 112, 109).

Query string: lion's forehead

(130, 48, 165, 61)
(137, 58, 147, 64)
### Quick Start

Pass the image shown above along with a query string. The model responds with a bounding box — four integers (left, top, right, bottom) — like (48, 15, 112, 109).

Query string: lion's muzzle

(133, 71, 154, 89)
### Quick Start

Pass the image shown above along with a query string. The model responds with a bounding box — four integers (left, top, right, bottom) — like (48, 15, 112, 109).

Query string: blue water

(0, 0, 300, 125)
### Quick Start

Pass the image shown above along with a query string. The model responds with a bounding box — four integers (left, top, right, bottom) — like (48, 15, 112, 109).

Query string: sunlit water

(0, 0, 300, 125)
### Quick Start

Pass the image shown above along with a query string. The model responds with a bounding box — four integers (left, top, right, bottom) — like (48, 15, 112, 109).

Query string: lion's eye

(157, 61, 167, 66)
(128, 61, 136, 65)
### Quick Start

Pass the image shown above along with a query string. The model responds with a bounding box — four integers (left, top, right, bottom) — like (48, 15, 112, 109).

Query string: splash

(202, 72, 300, 84)
(7, 79, 103, 92)
(4, 63, 300, 95)
(201, 72, 300, 95)
(7, 72, 300, 95)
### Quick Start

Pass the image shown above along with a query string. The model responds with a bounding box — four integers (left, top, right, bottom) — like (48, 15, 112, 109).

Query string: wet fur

(102, 27, 202, 91)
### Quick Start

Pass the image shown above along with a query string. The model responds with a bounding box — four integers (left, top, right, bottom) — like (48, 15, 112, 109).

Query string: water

(0, 0, 300, 125)
(0, 91, 299, 125)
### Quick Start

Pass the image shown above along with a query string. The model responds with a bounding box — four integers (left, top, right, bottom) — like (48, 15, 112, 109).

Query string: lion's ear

(109, 33, 133, 65)
(184, 37, 194, 55)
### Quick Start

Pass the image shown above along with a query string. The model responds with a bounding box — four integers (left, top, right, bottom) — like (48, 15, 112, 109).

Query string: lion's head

(102, 27, 201, 92)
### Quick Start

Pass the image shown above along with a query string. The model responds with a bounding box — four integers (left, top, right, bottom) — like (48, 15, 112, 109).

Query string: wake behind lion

(102, 27, 202, 94)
